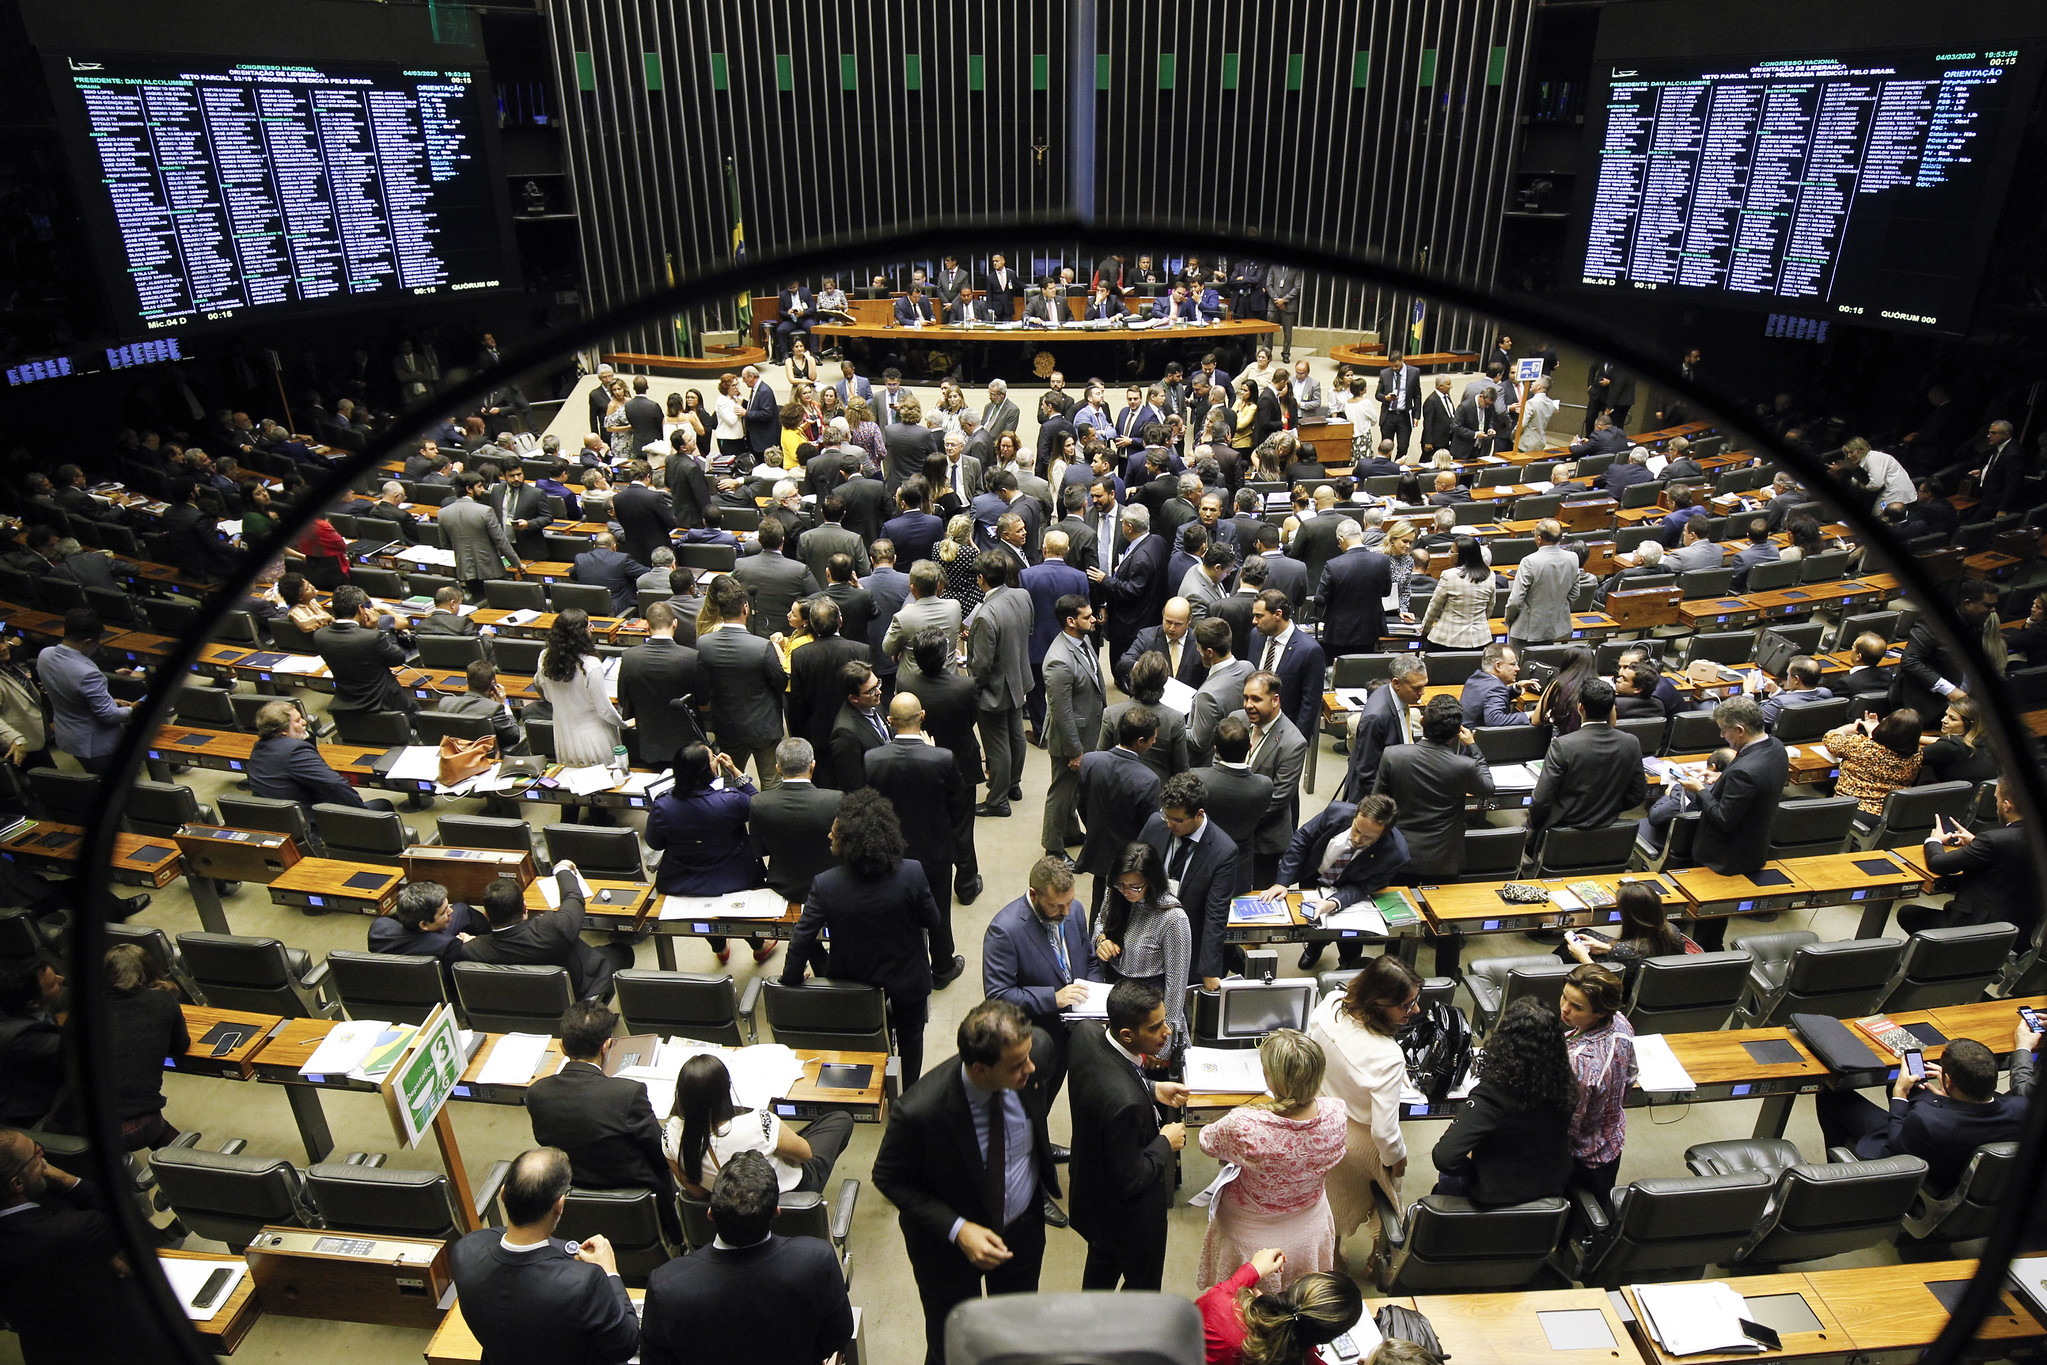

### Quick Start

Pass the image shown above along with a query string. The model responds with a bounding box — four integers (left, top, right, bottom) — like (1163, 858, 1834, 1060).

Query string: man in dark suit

(1449, 389, 1500, 462)
(1096, 504, 1170, 671)
(1599, 447, 1654, 495)
(369, 879, 486, 973)
(1254, 528, 1310, 613)
(1815, 1038, 2027, 1197)
(695, 578, 788, 786)
(1894, 579, 1996, 727)
(662, 442, 714, 530)
(1079, 709, 1166, 912)
(748, 738, 844, 901)
(1068, 981, 1188, 1291)
(1021, 532, 1090, 737)
(783, 788, 952, 1078)
(642, 1153, 852, 1365)
(867, 692, 971, 974)
(863, 541, 913, 687)
(1968, 420, 2026, 519)
(1526, 680, 1646, 848)
(1247, 589, 1326, 739)
(1116, 596, 1204, 693)
(1373, 697, 1492, 974)
(616, 603, 701, 767)
(359, 480, 422, 545)
(1899, 775, 2038, 943)
(159, 477, 241, 579)
(1682, 695, 1787, 949)
(1140, 774, 1240, 989)
(1189, 720, 1275, 896)
(1235, 674, 1309, 888)
(1034, 394, 1078, 479)
(1377, 354, 1423, 456)
(248, 700, 394, 820)
(449, 1147, 640, 1365)
(893, 285, 937, 327)
(1585, 360, 1635, 432)
(771, 280, 817, 360)
(895, 629, 985, 885)
(1338, 651, 1425, 803)
(0, 1127, 171, 1364)
(732, 518, 818, 640)
(969, 553, 1035, 817)
(621, 376, 665, 457)
(1267, 793, 1412, 921)
(1459, 642, 1529, 727)
(1318, 521, 1393, 659)
(884, 482, 947, 568)
(611, 462, 677, 566)
(461, 865, 632, 1002)
(571, 532, 651, 615)
(984, 857, 1102, 1123)
(1418, 377, 1459, 457)
(1571, 413, 1631, 459)
(784, 598, 869, 786)
(827, 660, 892, 791)
(836, 468, 890, 546)
(742, 366, 779, 458)
(873, 1000, 1062, 1365)
(527, 1001, 680, 1239)
(586, 364, 617, 434)
(315, 585, 418, 716)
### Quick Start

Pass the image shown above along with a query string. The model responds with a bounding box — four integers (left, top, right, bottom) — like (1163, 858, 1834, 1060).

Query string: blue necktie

(1049, 921, 1071, 983)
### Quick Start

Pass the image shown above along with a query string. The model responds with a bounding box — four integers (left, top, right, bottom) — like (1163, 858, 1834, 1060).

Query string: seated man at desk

(247, 700, 397, 818)
(1897, 773, 2039, 943)
(527, 1001, 680, 1243)
(436, 659, 526, 755)
(458, 864, 632, 1003)
(1266, 794, 1410, 972)
(449, 1146, 638, 1365)
(1754, 655, 1833, 729)
(369, 879, 485, 972)
(1460, 643, 1531, 727)
(1815, 1036, 2028, 1195)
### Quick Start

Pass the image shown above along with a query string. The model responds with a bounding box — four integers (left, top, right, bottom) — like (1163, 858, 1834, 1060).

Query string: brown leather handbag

(437, 734, 497, 786)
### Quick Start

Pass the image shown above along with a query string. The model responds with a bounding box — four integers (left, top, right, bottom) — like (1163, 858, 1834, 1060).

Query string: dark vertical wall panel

(545, 0, 1530, 354)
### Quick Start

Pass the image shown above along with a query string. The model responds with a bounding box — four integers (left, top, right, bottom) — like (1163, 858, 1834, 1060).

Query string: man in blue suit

(832, 359, 873, 410)
(983, 855, 1102, 1125)
(741, 365, 779, 459)
(1021, 530, 1090, 735)
(1460, 643, 1533, 727)
(1093, 503, 1169, 672)
(893, 286, 937, 327)
(1263, 793, 1411, 920)
(1138, 774, 1240, 990)
(571, 532, 651, 615)
(1247, 590, 1326, 739)
(773, 280, 816, 361)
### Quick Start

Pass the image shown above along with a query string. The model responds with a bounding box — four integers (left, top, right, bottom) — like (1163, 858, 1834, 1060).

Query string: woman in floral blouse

(1560, 963, 1637, 1207)
(1825, 707, 1923, 824)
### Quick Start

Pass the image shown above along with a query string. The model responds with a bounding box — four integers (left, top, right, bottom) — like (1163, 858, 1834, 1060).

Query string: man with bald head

(866, 691, 972, 979)
(1116, 595, 1204, 691)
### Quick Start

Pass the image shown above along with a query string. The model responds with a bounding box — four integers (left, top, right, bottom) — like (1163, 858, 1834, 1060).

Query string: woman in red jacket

(1196, 1247, 1363, 1365)
(293, 515, 351, 589)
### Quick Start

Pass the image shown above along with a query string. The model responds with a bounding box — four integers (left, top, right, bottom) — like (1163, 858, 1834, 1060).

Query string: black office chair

(1370, 1188, 1569, 1292)
(451, 963, 575, 1033)
(140, 597, 203, 635)
(1734, 932, 1907, 1026)
(492, 637, 547, 674)
(308, 1158, 512, 1240)
(1472, 724, 1550, 765)
(1317, 973, 1456, 1013)
(1851, 781, 1975, 850)
(412, 711, 496, 746)
(1465, 955, 1573, 1036)
(328, 710, 416, 747)
(1879, 922, 2017, 1011)
(753, 979, 892, 1056)
(557, 1188, 673, 1286)
(27, 769, 101, 823)
(1663, 712, 1722, 754)
(310, 805, 426, 867)
(1457, 826, 1528, 881)
(1622, 950, 1751, 1034)
(1741, 558, 1802, 593)
(1564, 1171, 1778, 1288)
(678, 1183, 859, 1271)
(1423, 651, 1485, 687)
(1764, 796, 1858, 860)
(104, 922, 202, 1002)
(614, 970, 748, 1045)
(549, 582, 616, 616)
(216, 794, 321, 856)
(524, 716, 558, 762)
(1897, 1141, 2020, 1256)
(1771, 697, 1851, 744)
(1612, 715, 1667, 755)
(151, 1142, 318, 1253)
(176, 933, 337, 1017)
(1685, 631, 1757, 666)
(677, 544, 738, 575)
(125, 780, 216, 839)
(1531, 823, 1637, 878)
(1676, 567, 1737, 599)
(1683, 1139, 1927, 1268)
(543, 825, 645, 881)
(415, 634, 486, 669)
(438, 813, 538, 858)
(1798, 549, 1851, 583)
(84, 584, 138, 626)
(324, 951, 451, 1027)
(172, 685, 241, 731)
(484, 579, 547, 611)
(34, 575, 85, 611)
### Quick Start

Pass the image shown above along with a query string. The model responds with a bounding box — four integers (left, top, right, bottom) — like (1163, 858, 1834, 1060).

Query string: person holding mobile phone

(2013, 1014, 2040, 1099)
(1894, 773, 2039, 943)
(1814, 1036, 2028, 1196)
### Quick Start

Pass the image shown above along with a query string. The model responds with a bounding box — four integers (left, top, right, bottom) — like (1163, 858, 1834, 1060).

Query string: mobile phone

(1327, 1333, 1362, 1362)
(189, 1267, 233, 1310)
(210, 1033, 242, 1058)
(1738, 1319, 1782, 1351)
(1904, 1049, 1925, 1080)
(2019, 1006, 2043, 1033)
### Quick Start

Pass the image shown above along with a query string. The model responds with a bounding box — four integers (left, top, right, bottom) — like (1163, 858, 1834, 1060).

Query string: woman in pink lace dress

(1195, 1029, 1349, 1293)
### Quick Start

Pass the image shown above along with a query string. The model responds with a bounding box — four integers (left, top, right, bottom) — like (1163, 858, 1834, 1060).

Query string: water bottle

(611, 744, 628, 781)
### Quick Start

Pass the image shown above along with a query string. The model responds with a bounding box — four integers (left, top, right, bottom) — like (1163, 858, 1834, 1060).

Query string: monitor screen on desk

(1218, 983, 1313, 1039)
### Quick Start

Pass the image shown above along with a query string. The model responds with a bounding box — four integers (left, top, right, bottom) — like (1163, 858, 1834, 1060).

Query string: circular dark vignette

(71, 215, 2046, 1361)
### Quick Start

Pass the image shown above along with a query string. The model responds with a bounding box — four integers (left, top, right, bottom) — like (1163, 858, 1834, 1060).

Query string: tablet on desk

(128, 845, 177, 865)
(343, 872, 389, 891)
(814, 1063, 873, 1091)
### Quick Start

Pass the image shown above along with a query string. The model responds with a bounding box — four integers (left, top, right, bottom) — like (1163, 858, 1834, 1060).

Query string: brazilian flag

(1407, 297, 1426, 355)
(725, 157, 751, 339)
(667, 253, 696, 358)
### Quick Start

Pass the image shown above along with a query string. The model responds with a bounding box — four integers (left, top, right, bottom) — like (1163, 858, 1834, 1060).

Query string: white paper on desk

(1634, 1281, 1760, 1356)
(615, 770, 660, 795)
(1062, 978, 1114, 1018)
(299, 1019, 388, 1077)
(1633, 1032, 1696, 1093)
(436, 763, 502, 797)
(1492, 762, 1541, 790)
(1188, 1161, 1240, 1219)
(1334, 688, 1374, 710)
(265, 655, 329, 676)
(558, 765, 618, 796)
(1322, 903, 1388, 935)
(1159, 676, 1198, 716)
(1809, 744, 1833, 762)
(160, 1258, 247, 1320)
(538, 867, 595, 908)
(476, 1032, 552, 1086)
(658, 887, 787, 920)
(1522, 480, 1555, 493)
(384, 745, 445, 783)
(723, 1043, 806, 1110)
(498, 608, 542, 626)
(1184, 1046, 1270, 1094)
(394, 545, 458, 567)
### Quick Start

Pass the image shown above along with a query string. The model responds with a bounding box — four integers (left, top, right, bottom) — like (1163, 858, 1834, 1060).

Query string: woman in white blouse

(663, 1053, 854, 1198)
(712, 372, 749, 460)
(1237, 346, 1279, 392)
(1306, 954, 1421, 1253)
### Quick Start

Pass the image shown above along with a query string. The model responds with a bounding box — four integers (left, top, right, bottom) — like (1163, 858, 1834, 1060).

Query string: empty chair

(549, 581, 616, 616)
(1622, 951, 1752, 1034)
(1676, 567, 1736, 600)
(1330, 654, 1396, 690)
(1464, 955, 1574, 1036)
(1612, 715, 1666, 755)
(125, 780, 215, 840)
(217, 793, 320, 854)
(415, 633, 486, 669)
(1472, 724, 1550, 765)
(1369, 1188, 1569, 1292)
(139, 596, 202, 635)
(524, 716, 558, 761)
(543, 824, 645, 880)
(1424, 651, 1485, 686)
(1457, 827, 1528, 882)
(27, 769, 101, 822)
(755, 979, 891, 1056)
(176, 933, 337, 1017)
(492, 637, 547, 674)
(1851, 781, 1975, 850)
(1733, 931, 1906, 1026)
(309, 1158, 511, 1240)
(613, 969, 747, 1046)
(1898, 1141, 2019, 1255)
(411, 710, 495, 745)
(677, 543, 737, 575)
(438, 813, 537, 857)
(349, 566, 406, 598)
(1684, 1138, 1927, 1267)
(173, 685, 241, 730)
(451, 962, 575, 1033)
(484, 579, 547, 611)
(1488, 535, 1538, 566)
(324, 951, 450, 1026)
(1565, 1171, 1778, 1288)
(34, 576, 85, 611)
(1770, 696, 1851, 743)
(83, 584, 137, 625)
(1740, 558, 1802, 592)
(151, 1143, 317, 1252)
(1532, 823, 1638, 878)
(544, 533, 594, 562)
(1880, 922, 2017, 1011)
(408, 572, 460, 599)
(327, 709, 415, 747)
(1685, 631, 1756, 666)
(557, 1187, 672, 1286)
(1798, 548, 1851, 583)
(311, 804, 424, 866)
(1764, 796, 1859, 860)
(1664, 712, 1722, 754)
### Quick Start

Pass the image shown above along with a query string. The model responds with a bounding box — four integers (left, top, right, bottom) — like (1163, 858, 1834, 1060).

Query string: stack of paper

(557, 765, 619, 796)
(1322, 903, 1389, 935)
(395, 545, 458, 567)
(1492, 761, 1542, 789)
(724, 1043, 807, 1109)
(1229, 896, 1292, 926)
(539, 867, 596, 908)
(1063, 979, 1114, 1018)
(1183, 1047, 1269, 1094)
(265, 655, 330, 676)
(1159, 677, 1198, 716)
(436, 763, 503, 797)
(475, 1033, 553, 1086)
(385, 746, 446, 784)
(300, 1020, 389, 1078)
(658, 888, 788, 920)
(1633, 1033, 1697, 1093)
(1634, 1281, 1761, 1355)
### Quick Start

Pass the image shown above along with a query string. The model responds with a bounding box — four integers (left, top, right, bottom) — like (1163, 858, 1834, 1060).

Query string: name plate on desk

(176, 825, 302, 881)
(245, 1225, 452, 1329)
(402, 846, 534, 903)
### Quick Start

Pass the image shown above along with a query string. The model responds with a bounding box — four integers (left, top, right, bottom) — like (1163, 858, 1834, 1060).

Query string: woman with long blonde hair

(1194, 1029, 1348, 1292)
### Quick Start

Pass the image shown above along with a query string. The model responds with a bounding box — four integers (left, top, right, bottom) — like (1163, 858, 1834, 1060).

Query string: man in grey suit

(1526, 679, 1648, 852)
(968, 552, 1034, 818)
(749, 738, 844, 901)
(882, 561, 963, 662)
(1041, 594, 1106, 856)
(696, 577, 788, 787)
(1186, 618, 1252, 764)
(1372, 694, 1494, 974)
(798, 496, 870, 587)
(1264, 263, 1302, 360)
(981, 379, 1021, 441)
(1189, 718, 1275, 896)
(1178, 543, 1233, 622)
(1234, 671, 1308, 887)
(440, 472, 522, 599)
(1504, 518, 1578, 647)
(1449, 389, 1500, 462)
(732, 518, 819, 639)
(937, 442, 984, 507)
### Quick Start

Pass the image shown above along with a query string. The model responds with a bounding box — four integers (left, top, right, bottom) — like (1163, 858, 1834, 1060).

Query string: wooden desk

(1419, 874, 1673, 937)
(1221, 889, 1430, 958)
(776, 1049, 892, 1122)
(1624, 1272, 1846, 1365)
(175, 825, 303, 884)
(1806, 1260, 2044, 1360)
(1926, 995, 2047, 1055)
(0, 820, 184, 889)
(267, 858, 404, 917)
(248, 1017, 486, 1160)
(1667, 864, 1810, 919)
(1412, 1287, 1639, 1365)
(1675, 597, 1762, 630)
(582, 892, 801, 969)
(1653, 1028, 1830, 1138)
(406, 845, 534, 903)
(427, 1289, 643, 1365)
(812, 317, 1280, 345)
(455, 1029, 565, 1103)
(1790, 850, 1924, 938)
(175, 1004, 285, 1080)
(160, 1248, 263, 1353)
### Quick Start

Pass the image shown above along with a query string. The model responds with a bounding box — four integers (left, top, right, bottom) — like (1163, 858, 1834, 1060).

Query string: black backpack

(1397, 999, 1474, 1102)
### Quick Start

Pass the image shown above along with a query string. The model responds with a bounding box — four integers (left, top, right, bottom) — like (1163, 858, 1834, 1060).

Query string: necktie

(1168, 639, 1181, 677)
(1049, 920, 1071, 982)
(984, 1089, 1008, 1227)
(870, 711, 888, 743)
(1169, 837, 1193, 882)
(1320, 834, 1358, 885)
(1261, 634, 1280, 673)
